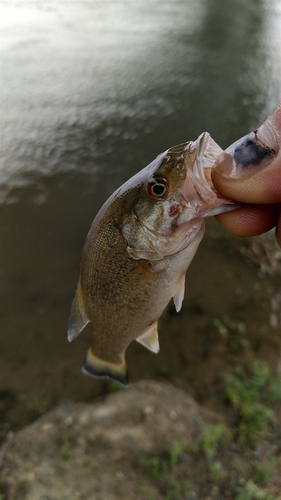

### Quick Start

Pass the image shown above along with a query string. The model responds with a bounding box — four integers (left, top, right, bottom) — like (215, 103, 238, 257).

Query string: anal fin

(82, 348, 129, 386)
(136, 321, 159, 353)
(68, 281, 89, 342)
(173, 273, 186, 312)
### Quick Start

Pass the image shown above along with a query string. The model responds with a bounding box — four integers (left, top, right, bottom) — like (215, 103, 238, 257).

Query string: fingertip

(212, 155, 281, 204)
(212, 102, 281, 204)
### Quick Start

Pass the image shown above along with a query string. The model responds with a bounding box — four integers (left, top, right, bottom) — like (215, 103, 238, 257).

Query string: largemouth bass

(68, 132, 236, 385)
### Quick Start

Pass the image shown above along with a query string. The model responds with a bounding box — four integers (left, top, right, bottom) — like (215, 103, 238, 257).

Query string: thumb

(212, 103, 281, 204)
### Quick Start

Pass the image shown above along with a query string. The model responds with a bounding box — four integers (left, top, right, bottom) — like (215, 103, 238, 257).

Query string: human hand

(212, 103, 281, 248)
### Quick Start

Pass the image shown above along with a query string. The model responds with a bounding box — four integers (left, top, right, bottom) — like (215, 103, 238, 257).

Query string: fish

(68, 132, 237, 386)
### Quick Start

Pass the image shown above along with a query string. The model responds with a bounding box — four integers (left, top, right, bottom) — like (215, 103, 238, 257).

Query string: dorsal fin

(68, 281, 89, 342)
(136, 321, 159, 353)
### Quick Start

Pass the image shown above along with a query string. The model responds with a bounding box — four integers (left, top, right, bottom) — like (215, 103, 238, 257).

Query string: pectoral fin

(68, 281, 89, 342)
(136, 321, 159, 353)
(82, 348, 129, 386)
(173, 273, 186, 312)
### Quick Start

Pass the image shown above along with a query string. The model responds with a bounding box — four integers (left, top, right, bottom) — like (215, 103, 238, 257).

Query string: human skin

(212, 103, 281, 248)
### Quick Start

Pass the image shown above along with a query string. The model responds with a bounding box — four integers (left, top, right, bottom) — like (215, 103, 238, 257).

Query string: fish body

(68, 132, 236, 385)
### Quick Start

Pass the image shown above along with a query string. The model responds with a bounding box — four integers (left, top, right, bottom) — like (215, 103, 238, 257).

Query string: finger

(215, 204, 280, 237)
(212, 103, 281, 204)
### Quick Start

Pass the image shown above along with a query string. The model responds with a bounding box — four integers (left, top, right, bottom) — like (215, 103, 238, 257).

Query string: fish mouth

(180, 132, 236, 218)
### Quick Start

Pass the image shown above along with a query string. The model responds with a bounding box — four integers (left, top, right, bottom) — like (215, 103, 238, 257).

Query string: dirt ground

(1, 378, 281, 500)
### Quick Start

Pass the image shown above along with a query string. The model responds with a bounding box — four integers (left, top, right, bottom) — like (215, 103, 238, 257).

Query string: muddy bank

(1, 379, 280, 500)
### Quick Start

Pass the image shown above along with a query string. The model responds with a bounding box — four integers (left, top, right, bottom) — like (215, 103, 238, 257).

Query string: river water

(0, 0, 281, 432)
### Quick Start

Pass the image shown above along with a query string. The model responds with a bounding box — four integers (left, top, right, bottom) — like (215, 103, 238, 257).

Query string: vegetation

(138, 361, 281, 499)
(211, 316, 249, 351)
(138, 441, 191, 500)
(196, 420, 228, 458)
(60, 427, 77, 461)
(222, 361, 280, 448)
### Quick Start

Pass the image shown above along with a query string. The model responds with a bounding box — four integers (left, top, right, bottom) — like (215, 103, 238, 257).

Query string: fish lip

(179, 132, 236, 216)
(184, 132, 221, 201)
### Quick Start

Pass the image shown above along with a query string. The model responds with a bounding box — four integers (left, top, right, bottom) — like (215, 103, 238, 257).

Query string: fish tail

(82, 348, 129, 386)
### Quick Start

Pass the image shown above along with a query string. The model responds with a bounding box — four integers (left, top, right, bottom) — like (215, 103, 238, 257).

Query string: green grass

(196, 420, 228, 458)
(138, 441, 191, 500)
(221, 361, 280, 448)
(251, 459, 277, 485)
(211, 316, 249, 351)
(235, 480, 277, 500)
(59, 427, 77, 460)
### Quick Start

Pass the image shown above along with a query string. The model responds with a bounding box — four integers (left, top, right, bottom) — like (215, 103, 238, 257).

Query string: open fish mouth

(179, 132, 238, 218)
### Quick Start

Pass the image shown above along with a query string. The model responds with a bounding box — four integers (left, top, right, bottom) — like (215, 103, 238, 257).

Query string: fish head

(120, 133, 237, 261)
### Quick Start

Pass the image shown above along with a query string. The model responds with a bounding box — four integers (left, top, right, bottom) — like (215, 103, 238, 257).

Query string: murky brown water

(0, 0, 281, 438)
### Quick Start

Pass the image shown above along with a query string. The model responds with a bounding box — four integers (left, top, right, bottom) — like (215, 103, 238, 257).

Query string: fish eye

(146, 177, 168, 198)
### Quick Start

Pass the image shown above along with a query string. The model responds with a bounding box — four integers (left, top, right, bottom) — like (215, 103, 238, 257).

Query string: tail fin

(82, 348, 129, 386)
(68, 281, 89, 342)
